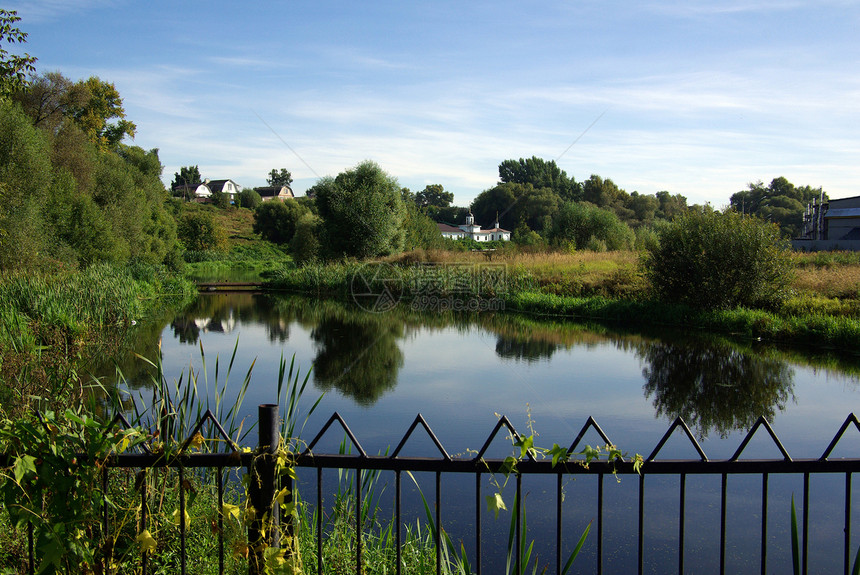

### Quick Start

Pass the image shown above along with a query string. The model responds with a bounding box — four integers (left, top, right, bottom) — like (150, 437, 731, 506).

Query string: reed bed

(0, 263, 196, 416)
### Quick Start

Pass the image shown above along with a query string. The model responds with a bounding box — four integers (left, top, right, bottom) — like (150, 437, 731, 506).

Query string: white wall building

(437, 212, 511, 242)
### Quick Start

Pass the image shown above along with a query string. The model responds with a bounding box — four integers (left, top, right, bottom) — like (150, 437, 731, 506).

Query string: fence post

(249, 404, 279, 574)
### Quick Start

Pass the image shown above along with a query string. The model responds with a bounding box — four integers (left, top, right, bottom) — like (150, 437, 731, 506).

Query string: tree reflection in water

(639, 339, 796, 438)
(495, 335, 558, 362)
(310, 316, 404, 406)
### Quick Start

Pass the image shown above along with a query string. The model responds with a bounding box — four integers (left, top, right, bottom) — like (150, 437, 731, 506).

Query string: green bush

(253, 200, 309, 244)
(237, 188, 262, 209)
(550, 202, 634, 251)
(177, 211, 224, 252)
(644, 210, 793, 310)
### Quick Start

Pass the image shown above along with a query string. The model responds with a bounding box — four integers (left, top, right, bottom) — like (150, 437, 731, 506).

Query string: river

(106, 291, 860, 574)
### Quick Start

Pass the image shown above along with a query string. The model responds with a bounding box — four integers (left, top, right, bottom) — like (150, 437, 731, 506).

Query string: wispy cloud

(6, 0, 116, 22)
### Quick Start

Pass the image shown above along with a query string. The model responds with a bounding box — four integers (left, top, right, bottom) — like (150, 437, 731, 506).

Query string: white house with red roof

(437, 212, 510, 242)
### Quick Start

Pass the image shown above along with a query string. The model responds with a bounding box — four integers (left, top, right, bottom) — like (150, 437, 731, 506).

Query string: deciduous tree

(314, 161, 406, 259)
(267, 168, 293, 187)
(645, 209, 793, 310)
(67, 77, 136, 150)
(0, 10, 37, 98)
(499, 156, 580, 202)
(172, 165, 202, 189)
(730, 177, 825, 238)
(416, 184, 453, 208)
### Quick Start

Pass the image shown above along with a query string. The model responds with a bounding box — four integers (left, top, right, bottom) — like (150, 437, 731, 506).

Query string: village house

(171, 179, 243, 203)
(437, 212, 511, 242)
(255, 185, 295, 202)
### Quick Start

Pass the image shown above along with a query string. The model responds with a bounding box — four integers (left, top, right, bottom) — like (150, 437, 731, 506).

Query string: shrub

(290, 213, 322, 265)
(177, 211, 224, 252)
(550, 202, 634, 251)
(644, 210, 793, 310)
(253, 200, 308, 244)
(237, 188, 262, 209)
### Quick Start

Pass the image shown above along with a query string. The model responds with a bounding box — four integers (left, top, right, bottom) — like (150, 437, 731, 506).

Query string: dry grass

(792, 265, 860, 299)
(386, 249, 646, 299)
(388, 248, 860, 302)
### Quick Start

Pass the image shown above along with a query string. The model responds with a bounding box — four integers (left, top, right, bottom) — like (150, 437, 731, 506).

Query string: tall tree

(0, 10, 37, 98)
(416, 184, 453, 208)
(730, 177, 825, 238)
(67, 77, 136, 150)
(314, 161, 406, 258)
(12, 72, 89, 130)
(471, 182, 559, 233)
(172, 165, 202, 188)
(499, 156, 580, 202)
(267, 168, 293, 187)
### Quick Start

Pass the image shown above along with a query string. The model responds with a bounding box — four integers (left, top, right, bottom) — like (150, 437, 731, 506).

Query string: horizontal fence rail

(2, 407, 859, 575)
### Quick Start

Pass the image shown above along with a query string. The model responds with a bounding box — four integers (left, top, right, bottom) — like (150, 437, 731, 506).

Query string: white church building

(437, 212, 511, 242)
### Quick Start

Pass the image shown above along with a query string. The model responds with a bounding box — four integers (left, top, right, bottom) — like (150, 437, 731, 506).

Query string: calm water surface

(113, 292, 860, 574)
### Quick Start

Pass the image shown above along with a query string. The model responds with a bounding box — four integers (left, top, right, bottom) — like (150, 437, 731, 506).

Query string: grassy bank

(0, 262, 197, 416)
(263, 249, 860, 351)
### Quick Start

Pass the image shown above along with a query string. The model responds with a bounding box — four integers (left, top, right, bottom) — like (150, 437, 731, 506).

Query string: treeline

(246, 155, 827, 265)
(0, 71, 180, 272)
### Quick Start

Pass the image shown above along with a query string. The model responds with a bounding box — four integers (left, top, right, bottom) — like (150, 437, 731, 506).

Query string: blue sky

(7, 0, 859, 206)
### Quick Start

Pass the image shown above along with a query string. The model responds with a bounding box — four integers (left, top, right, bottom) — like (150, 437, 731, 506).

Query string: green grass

(0, 262, 196, 417)
(262, 257, 860, 351)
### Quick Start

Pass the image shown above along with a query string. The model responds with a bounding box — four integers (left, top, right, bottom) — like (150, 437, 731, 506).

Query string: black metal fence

(4, 406, 860, 575)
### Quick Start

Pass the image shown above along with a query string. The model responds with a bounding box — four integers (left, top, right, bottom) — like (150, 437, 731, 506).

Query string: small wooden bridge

(196, 281, 265, 291)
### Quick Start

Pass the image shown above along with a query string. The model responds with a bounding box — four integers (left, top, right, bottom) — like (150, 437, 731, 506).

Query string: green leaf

(13, 455, 36, 484)
(486, 492, 506, 519)
(547, 443, 569, 467)
(791, 494, 800, 575)
(501, 455, 518, 476)
(562, 521, 591, 575)
(135, 530, 157, 553)
(514, 434, 534, 459)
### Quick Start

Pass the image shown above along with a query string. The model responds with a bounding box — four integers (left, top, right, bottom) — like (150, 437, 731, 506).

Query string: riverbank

(263, 250, 860, 351)
(0, 262, 197, 416)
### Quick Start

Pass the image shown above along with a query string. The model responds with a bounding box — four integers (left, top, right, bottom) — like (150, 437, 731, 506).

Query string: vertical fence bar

(638, 474, 644, 575)
(803, 473, 810, 575)
(102, 467, 109, 564)
(356, 468, 362, 575)
(720, 473, 727, 575)
(249, 404, 279, 575)
(316, 467, 323, 575)
(141, 470, 148, 575)
(395, 470, 402, 575)
(179, 465, 187, 575)
(556, 472, 563, 575)
(761, 473, 768, 575)
(845, 472, 852, 575)
(217, 467, 224, 575)
(598, 473, 604, 575)
(28, 522, 34, 575)
(679, 473, 686, 575)
(476, 472, 482, 575)
(436, 471, 442, 575)
(516, 473, 523, 575)
(281, 472, 292, 550)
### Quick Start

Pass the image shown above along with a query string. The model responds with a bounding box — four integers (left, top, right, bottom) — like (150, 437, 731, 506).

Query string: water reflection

(98, 293, 860, 437)
(170, 293, 291, 344)
(495, 335, 558, 362)
(638, 339, 796, 438)
(311, 316, 404, 406)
